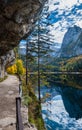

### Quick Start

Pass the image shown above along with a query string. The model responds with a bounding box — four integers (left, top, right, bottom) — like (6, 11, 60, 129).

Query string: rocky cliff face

(60, 25, 82, 58)
(0, 50, 15, 78)
(0, 0, 46, 78)
(0, 0, 46, 56)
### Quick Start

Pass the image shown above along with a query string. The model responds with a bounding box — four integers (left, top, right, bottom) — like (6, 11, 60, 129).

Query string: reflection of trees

(51, 74, 82, 89)
(59, 74, 82, 89)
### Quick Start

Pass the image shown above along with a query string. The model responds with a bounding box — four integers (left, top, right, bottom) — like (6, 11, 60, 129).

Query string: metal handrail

(19, 80, 22, 98)
(16, 97, 23, 130)
(16, 76, 23, 130)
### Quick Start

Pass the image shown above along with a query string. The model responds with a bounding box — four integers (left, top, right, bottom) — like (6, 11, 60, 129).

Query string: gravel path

(0, 75, 37, 130)
(0, 75, 19, 130)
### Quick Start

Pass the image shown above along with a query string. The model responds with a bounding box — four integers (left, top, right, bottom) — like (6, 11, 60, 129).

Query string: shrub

(7, 59, 25, 75)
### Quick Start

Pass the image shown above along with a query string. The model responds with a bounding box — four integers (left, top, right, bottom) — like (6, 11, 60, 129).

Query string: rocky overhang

(0, 0, 46, 56)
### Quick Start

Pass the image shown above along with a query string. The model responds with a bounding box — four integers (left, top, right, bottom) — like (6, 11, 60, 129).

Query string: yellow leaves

(23, 68, 26, 74)
(7, 64, 17, 74)
(7, 59, 25, 75)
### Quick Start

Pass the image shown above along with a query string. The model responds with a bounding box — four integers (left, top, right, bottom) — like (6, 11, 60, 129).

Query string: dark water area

(41, 74, 82, 130)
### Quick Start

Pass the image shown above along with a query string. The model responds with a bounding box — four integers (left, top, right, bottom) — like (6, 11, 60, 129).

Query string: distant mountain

(19, 46, 26, 55)
(19, 25, 82, 58)
(60, 25, 82, 58)
(19, 42, 61, 57)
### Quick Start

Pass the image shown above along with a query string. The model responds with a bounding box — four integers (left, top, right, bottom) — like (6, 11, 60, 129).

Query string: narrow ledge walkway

(0, 75, 37, 130)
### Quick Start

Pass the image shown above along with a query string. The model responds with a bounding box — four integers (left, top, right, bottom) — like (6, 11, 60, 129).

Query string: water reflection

(60, 87, 82, 120)
(41, 75, 82, 130)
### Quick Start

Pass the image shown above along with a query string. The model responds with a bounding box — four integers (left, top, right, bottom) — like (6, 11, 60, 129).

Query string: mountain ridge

(60, 25, 82, 58)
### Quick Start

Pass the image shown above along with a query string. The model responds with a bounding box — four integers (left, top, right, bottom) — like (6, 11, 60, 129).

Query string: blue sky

(20, 0, 82, 47)
(48, 0, 82, 43)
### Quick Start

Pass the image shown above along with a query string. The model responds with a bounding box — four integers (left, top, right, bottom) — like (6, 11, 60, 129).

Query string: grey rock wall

(0, 50, 15, 78)
(0, 0, 46, 56)
(0, 0, 46, 78)
(60, 25, 82, 58)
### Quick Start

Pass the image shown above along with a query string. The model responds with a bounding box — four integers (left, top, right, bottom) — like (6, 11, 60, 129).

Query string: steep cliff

(60, 25, 82, 58)
(0, 50, 15, 78)
(0, 0, 46, 78)
(0, 0, 46, 56)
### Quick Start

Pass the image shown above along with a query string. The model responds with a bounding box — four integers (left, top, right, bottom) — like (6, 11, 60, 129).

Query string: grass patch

(0, 76, 8, 82)
(22, 80, 46, 130)
(28, 85, 46, 130)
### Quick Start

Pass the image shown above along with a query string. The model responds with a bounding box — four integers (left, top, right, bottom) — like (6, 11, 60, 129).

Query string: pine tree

(18, 3, 56, 98)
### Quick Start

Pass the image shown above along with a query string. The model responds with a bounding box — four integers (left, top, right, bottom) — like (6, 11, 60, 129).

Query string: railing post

(19, 80, 22, 98)
(16, 97, 23, 130)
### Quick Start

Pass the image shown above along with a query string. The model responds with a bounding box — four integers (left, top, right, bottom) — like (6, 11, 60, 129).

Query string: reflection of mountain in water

(54, 75, 82, 119)
(45, 118, 64, 130)
(60, 87, 82, 120)
(41, 75, 82, 130)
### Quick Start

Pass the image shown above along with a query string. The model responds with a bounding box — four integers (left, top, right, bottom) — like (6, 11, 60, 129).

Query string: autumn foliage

(7, 59, 25, 75)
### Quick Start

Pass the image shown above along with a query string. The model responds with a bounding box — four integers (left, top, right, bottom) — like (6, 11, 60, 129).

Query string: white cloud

(19, 45, 26, 49)
(79, 0, 82, 3)
(60, 0, 78, 8)
(49, 27, 66, 43)
(48, 0, 82, 43)
(76, 21, 82, 28)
